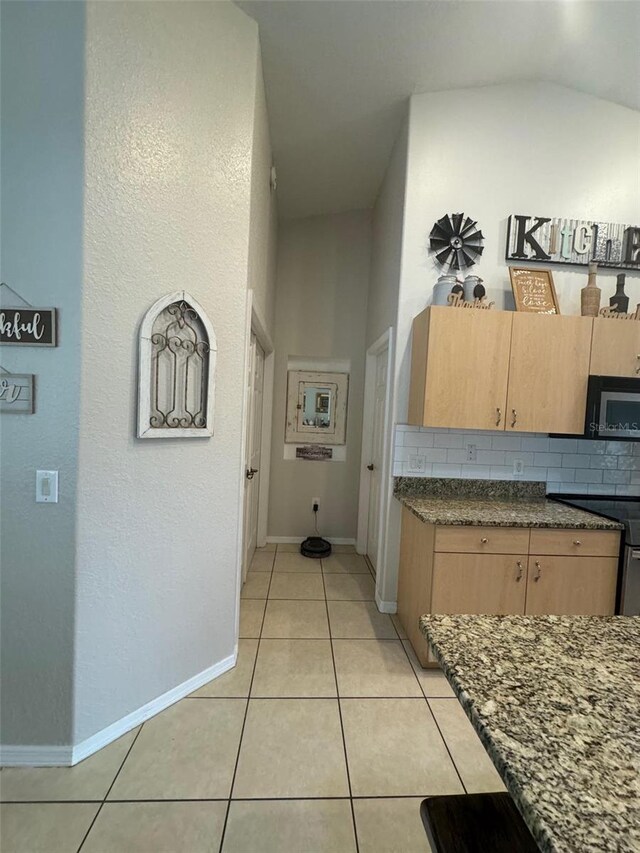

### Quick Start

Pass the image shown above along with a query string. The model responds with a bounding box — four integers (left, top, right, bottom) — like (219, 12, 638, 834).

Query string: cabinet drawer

(529, 528, 620, 557)
(434, 526, 530, 554)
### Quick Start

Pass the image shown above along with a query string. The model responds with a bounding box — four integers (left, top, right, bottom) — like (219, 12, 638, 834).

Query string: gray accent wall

(0, 0, 85, 746)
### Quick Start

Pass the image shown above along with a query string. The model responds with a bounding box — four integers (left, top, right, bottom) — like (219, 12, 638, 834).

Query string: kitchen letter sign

(0, 308, 57, 346)
(0, 374, 35, 414)
(506, 215, 640, 271)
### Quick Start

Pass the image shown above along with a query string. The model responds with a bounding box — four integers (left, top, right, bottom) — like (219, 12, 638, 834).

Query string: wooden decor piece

(580, 263, 601, 317)
(137, 291, 217, 438)
(447, 293, 495, 310)
(509, 267, 559, 314)
(0, 373, 35, 414)
(598, 305, 640, 321)
(0, 308, 57, 346)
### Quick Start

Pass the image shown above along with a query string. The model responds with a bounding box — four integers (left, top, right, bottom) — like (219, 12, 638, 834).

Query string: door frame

(235, 291, 275, 633)
(357, 326, 394, 612)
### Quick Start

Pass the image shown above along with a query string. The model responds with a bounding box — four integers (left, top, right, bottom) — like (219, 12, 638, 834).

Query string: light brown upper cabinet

(505, 314, 593, 434)
(408, 308, 593, 435)
(408, 306, 513, 430)
(590, 317, 640, 377)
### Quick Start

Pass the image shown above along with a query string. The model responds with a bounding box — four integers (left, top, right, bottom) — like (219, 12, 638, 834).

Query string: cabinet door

(506, 314, 593, 434)
(525, 555, 617, 616)
(431, 553, 527, 615)
(421, 307, 512, 430)
(590, 318, 640, 377)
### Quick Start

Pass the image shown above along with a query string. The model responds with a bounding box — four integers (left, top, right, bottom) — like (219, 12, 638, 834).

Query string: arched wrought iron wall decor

(137, 291, 217, 438)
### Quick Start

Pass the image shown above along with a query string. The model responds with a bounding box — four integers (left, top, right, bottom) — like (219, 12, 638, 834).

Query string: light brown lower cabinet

(525, 555, 618, 616)
(399, 507, 620, 667)
(431, 553, 527, 616)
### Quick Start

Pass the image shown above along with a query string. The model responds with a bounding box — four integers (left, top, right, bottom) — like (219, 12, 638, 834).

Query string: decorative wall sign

(296, 445, 333, 461)
(509, 267, 560, 314)
(0, 373, 35, 414)
(0, 308, 57, 346)
(429, 214, 484, 270)
(506, 215, 640, 270)
(137, 291, 217, 438)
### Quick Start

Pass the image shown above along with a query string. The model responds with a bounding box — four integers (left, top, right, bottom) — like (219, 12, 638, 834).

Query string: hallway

(1, 545, 503, 852)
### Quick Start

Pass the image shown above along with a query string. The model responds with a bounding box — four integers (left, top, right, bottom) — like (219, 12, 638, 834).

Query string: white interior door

(366, 344, 388, 572)
(243, 334, 264, 581)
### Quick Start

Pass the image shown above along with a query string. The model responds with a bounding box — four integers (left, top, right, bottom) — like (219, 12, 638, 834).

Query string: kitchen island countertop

(420, 613, 640, 853)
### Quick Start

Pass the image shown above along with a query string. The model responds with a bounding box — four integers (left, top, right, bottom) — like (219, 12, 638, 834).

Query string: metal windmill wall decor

(137, 291, 217, 438)
(429, 213, 484, 270)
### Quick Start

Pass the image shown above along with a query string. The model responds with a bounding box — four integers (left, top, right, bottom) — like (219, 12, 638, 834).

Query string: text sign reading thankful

(0, 308, 57, 346)
(0, 374, 34, 414)
(506, 215, 640, 270)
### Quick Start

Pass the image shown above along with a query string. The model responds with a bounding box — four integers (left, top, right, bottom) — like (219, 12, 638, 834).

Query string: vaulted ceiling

(238, 0, 640, 220)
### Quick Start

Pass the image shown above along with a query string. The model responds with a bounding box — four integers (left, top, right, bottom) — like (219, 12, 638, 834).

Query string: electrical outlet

(407, 455, 426, 473)
(466, 443, 477, 462)
(513, 458, 525, 477)
(311, 497, 320, 512)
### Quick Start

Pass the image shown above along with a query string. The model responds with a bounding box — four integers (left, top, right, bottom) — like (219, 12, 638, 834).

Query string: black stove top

(552, 495, 640, 547)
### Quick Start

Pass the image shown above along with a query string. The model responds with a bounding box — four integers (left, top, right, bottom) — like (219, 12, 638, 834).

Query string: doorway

(243, 332, 265, 581)
(357, 328, 394, 605)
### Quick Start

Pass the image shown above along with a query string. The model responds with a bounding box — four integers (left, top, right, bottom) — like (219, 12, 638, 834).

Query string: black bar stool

(420, 792, 540, 852)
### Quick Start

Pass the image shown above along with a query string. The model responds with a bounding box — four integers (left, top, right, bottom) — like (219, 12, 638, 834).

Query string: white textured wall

(0, 0, 85, 747)
(269, 211, 371, 540)
(248, 55, 278, 338)
(366, 118, 407, 348)
(73, 0, 259, 743)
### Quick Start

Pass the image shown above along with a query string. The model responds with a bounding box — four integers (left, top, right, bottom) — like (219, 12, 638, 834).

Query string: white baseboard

(375, 592, 397, 614)
(0, 744, 74, 767)
(267, 536, 357, 545)
(0, 650, 237, 768)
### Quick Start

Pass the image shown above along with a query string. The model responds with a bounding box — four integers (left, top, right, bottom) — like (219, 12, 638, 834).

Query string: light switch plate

(36, 470, 58, 503)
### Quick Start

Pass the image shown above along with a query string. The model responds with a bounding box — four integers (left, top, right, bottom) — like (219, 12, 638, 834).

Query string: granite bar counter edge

(393, 477, 623, 529)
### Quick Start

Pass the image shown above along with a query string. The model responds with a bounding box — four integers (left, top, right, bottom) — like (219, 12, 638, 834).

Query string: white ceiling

(237, 1, 640, 220)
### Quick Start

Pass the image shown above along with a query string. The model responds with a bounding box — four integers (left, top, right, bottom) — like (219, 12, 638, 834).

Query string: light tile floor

(0, 545, 504, 852)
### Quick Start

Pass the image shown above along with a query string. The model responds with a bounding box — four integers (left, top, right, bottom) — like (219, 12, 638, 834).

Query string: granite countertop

(393, 478, 623, 530)
(420, 614, 640, 853)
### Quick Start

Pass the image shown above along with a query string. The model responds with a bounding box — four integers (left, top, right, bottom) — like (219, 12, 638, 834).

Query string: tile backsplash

(393, 426, 640, 496)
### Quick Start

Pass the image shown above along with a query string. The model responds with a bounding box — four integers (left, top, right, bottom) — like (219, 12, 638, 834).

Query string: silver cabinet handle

(511, 409, 518, 428)
(515, 561, 523, 582)
(496, 407, 502, 426)
(573, 540, 582, 546)
(533, 560, 542, 582)
(480, 537, 489, 544)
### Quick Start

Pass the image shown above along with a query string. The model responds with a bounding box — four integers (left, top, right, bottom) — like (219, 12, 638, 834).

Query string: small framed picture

(509, 267, 560, 314)
(315, 392, 330, 414)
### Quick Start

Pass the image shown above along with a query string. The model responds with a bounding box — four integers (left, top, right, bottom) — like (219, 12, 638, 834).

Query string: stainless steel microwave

(585, 376, 640, 441)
